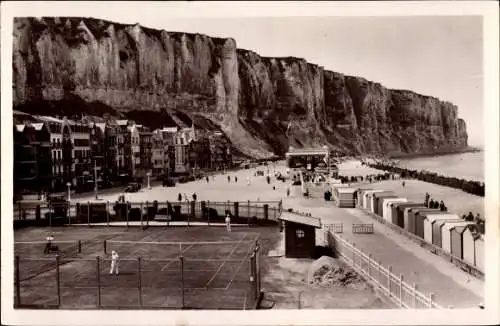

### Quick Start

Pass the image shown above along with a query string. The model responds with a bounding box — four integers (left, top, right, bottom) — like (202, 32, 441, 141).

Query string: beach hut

(278, 212, 322, 258)
(393, 202, 424, 228)
(373, 192, 396, 216)
(403, 206, 427, 234)
(423, 213, 460, 245)
(357, 188, 374, 208)
(450, 222, 474, 260)
(463, 224, 481, 267)
(334, 187, 357, 208)
(382, 198, 407, 223)
(432, 217, 462, 248)
(411, 208, 440, 237)
(441, 221, 471, 254)
(474, 236, 485, 272)
(363, 190, 385, 211)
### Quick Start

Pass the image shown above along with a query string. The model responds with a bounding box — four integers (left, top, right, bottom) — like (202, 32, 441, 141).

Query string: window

(296, 229, 305, 238)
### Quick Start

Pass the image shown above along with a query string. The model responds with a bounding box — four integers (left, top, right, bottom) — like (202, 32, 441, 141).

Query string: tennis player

(225, 214, 231, 232)
(109, 250, 120, 275)
(44, 234, 54, 254)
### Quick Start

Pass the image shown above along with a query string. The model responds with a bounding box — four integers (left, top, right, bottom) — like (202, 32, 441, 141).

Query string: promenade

(73, 160, 484, 308)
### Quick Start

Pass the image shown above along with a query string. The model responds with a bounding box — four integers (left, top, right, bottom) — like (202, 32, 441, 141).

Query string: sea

(394, 151, 484, 182)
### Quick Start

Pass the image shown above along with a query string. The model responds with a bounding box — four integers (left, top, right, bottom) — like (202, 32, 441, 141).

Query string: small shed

(373, 192, 396, 216)
(423, 213, 459, 244)
(432, 218, 462, 248)
(356, 188, 374, 207)
(382, 198, 407, 223)
(414, 209, 441, 239)
(441, 221, 471, 254)
(404, 206, 427, 234)
(392, 202, 424, 229)
(450, 222, 474, 260)
(463, 224, 480, 267)
(279, 212, 322, 258)
(474, 236, 485, 272)
(334, 187, 357, 208)
(364, 190, 385, 211)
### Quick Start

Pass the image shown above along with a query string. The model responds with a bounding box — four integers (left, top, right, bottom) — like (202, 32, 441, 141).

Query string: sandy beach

(337, 159, 484, 218)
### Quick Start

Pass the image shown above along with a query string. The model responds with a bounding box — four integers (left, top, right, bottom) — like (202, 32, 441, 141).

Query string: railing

(352, 223, 374, 234)
(324, 229, 442, 309)
(13, 200, 283, 228)
(359, 206, 484, 279)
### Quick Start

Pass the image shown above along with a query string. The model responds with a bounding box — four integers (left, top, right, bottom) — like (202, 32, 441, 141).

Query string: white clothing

(225, 216, 231, 232)
(110, 252, 120, 274)
(46, 236, 54, 242)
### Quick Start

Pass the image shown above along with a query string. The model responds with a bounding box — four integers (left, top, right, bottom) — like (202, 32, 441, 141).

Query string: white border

(1, 1, 499, 325)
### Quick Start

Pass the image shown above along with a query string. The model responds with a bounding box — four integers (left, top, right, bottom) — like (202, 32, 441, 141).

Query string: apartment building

(138, 126, 153, 177)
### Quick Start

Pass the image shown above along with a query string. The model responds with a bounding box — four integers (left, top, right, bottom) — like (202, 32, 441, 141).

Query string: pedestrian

(266, 175, 270, 184)
(44, 234, 55, 254)
(475, 213, 481, 222)
(225, 213, 231, 232)
(402, 180, 406, 188)
(178, 193, 182, 202)
(467, 211, 474, 221)
(287, 188, 290, 197)
(192, 193, 197, 201)
(234, 176, 238, 182)
(439, 200, 445, 211)
(109, 250, 119, 275)
(272, 186, 275, 190)
(227, 175, 231, 183)
(246, 177, 251, 186)
(424, 192, 430, 206)
(206, 176, 209, 183)
(428, 199, 435, 208)
(183, 193, 188, 202)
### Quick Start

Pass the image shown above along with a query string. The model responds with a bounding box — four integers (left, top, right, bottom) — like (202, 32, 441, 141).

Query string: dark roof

(279, 212, 322, 228)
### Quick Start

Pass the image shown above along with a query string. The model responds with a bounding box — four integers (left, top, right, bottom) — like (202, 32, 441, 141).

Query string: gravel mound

(306, 256, 365, 288)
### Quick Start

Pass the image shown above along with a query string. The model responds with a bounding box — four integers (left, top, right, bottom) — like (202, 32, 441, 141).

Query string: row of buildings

(13, 114, 232, 199)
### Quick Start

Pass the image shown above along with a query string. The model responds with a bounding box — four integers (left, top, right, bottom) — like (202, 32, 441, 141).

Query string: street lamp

(147, 172, 151, 189)
(66, 182, 72, 202)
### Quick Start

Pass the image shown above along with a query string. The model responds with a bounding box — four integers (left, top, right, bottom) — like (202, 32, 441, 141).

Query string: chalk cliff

(13, 17, 468, 158)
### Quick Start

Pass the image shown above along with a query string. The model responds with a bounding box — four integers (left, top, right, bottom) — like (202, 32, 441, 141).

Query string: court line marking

(224, 235, 260, 290)
(204, 234, 246, 288)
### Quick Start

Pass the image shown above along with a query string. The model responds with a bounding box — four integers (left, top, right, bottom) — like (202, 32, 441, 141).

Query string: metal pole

(56, 255, 61, 307)
(104, 240, 107, 254)
(15, 256, 21, 307)
(368, 254, 372, 278)
(388, 266, 392, 297)
(180, 255, 185, 309)
(412, 283, 417, 308)
(399, 274, 404, 307)
(140, 202, 144, 227)
(87, 201, 91, 227)
(106, 201, 110, 227)
(96, 256, 101, 308)
(78, 240, 82, 253)
(94, 159, 98, 200)
(138, 257, 142, 307)
(126, 202, 129, 228)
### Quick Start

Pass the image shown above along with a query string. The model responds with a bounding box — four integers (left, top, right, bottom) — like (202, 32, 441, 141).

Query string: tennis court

(14, 226, 269, 309)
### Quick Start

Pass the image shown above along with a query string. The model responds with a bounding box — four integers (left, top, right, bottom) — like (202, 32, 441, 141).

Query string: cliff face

(13, 17, 468, 158)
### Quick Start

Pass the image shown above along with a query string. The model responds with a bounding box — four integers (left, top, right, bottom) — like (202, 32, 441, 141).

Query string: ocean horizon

(395, 151, 484, 182)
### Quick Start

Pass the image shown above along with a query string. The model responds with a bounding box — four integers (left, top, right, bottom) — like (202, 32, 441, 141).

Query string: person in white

(44, 234, 55, 254)
(109, 250, 120, 275)
(246, 176, 251, 186)
(225, 214, 231, 232)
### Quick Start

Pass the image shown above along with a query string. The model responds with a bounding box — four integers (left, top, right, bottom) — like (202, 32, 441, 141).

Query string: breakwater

(367, 163, 485, 197)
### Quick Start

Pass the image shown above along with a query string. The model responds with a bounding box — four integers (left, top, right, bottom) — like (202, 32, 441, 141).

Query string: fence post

(106, 201, 110, 227)
(352, 242, 356, 265)
(56, 255, 61, 307)
(15, 256, 21, 307)
(140, 202, 144, 227)
(103, 240, 107, 254)
(368, 254, 372, 278)
(412, 283, 417, 308)
(78, 240, 82, 253)
(429, 292, 434, 308)
(87, 201, 91, 227)
(207, 201, 210, 226)
(67, 202, 71, 225)
(138, 257, 142, 307)
(96, 256, 101, 308)
(399, 274, 404, 307)
(388, 266, 392, 297)
(180, 256, 185, 309)
(126, 202, 129, 228)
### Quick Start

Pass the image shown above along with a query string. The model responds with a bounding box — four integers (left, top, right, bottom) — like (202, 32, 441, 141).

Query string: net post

(56, 255, 61, 307)
(104, 240, 107, 254)
(106, 201, 110, 227)
(15, 255, 21, 307)
(78, 240, 82, 253)
(96, 256, 101, 308)
(180, 255, 185, 309)
(399, 274, 404, 307)
(138, 257, 142, 307)
(87, 201, 91, 227)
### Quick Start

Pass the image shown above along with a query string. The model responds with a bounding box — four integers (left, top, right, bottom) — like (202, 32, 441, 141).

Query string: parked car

(124, 182, 141, 193)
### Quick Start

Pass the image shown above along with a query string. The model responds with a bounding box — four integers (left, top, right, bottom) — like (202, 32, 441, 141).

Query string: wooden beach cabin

(373, 192, 396, 216)
(450, 222, 475, 260)
(279, 212, 322, 258)
(441, 221, 472, 254)
(403, 206, 427, 234)
(463, 224, 481, 268)
(393, 202, 425, 229)
(474, 236, 485, 273)
(423, 213, 460, 245)
(432, 217, 462, 248)
(363, 190, 385, 211)
(414, 209, 441, 239)
(357, 188, 374, 208)
(382, 198, 407, 223)
(334, 187, 357, 208)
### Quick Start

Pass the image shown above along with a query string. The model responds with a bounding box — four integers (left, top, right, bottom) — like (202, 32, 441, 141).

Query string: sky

(95, 14, 483, 146)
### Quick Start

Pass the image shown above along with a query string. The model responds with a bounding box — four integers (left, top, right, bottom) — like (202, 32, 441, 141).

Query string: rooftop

(279, 211, 322, 228)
